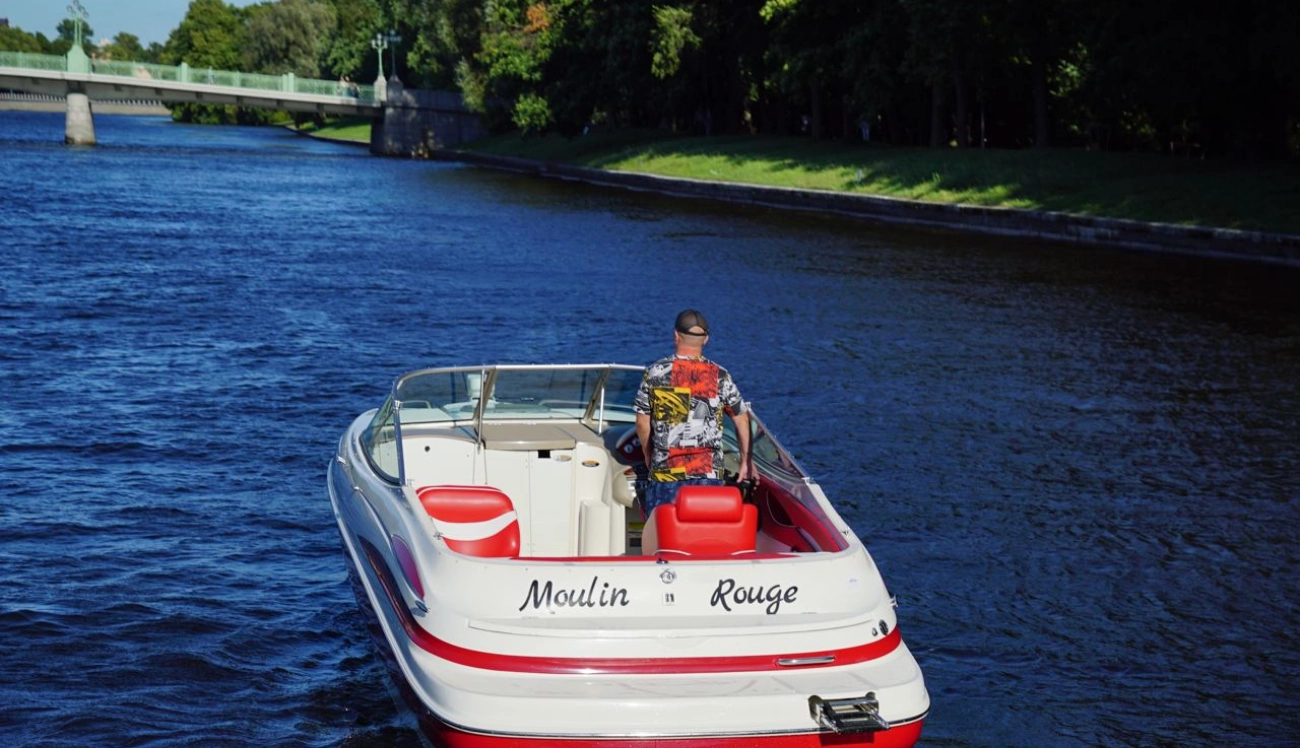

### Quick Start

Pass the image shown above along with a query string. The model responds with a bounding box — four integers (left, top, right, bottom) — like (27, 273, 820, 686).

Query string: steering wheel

(612, 425, 645, 465)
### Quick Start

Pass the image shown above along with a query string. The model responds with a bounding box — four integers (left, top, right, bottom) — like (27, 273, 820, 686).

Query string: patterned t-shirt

(633, 355, 747, 481)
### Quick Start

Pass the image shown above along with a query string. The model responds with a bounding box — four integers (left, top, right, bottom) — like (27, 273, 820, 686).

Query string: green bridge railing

(0, 51, 378, 104)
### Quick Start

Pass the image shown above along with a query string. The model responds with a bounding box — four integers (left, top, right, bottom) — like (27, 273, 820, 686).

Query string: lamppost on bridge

(371, 29, 401, 101)
(67, 1, 90, 47)
(65, 1, 91, 72)
(373, 30, 401, 79)
(386, 30, 400, 81)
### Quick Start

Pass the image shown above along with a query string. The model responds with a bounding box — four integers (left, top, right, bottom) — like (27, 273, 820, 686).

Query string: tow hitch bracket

(808, 692, 891, 733)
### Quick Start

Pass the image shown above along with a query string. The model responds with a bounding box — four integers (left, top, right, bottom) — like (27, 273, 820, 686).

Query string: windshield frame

(365, 364, 645, 485)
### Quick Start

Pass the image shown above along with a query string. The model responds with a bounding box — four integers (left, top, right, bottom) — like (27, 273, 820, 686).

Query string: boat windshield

(392, 364, 644, 427)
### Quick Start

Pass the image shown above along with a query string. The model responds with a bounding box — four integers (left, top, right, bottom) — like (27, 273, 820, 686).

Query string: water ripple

(2, 111, 1299, 747)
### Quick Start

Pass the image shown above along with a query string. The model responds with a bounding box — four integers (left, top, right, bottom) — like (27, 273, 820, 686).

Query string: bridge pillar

(370, 88, 486, 157)
(65, 92, 96, 146)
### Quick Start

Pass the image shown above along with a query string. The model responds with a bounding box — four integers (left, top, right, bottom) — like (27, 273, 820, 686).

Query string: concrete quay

(437, 149, 1300, 269)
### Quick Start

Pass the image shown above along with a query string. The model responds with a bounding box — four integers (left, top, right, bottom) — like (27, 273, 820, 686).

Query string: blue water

(2, 111, 1298, 747)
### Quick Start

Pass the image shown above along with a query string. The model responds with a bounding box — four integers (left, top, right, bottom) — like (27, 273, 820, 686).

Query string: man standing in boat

(634, 309, 754, 553)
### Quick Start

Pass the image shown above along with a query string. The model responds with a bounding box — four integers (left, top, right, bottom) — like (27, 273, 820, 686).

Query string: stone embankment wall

(371, 88, 486, 158)
(437, 150, 1300, 268)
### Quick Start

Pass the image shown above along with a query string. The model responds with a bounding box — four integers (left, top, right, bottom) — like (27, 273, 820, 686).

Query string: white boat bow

(328, 363, 929, 747)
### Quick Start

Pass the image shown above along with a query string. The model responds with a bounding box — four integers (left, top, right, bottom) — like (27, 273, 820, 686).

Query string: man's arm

(636, 412, 653, 470)
(733, 411, 754, 480)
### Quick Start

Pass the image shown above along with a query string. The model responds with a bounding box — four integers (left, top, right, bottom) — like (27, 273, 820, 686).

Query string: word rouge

(710, 578, 799, 614)
(519, 577, 631, 611)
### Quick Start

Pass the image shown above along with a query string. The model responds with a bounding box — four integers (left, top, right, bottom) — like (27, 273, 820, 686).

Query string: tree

(900, 0, 991, 147)
(430, 0, 485, 69)
(244, 0, 337, 78)
(663, 0, 769, 135)
(0, 26, 46, 54)
(111, 0, 1295, 156)
(648, 4, 702, 127)
(100, 32, 146, 62)
(541, 0, 658, 132)
(761, 0, 867, 138)
(1052, 0, 1297, 157)
(162, 0, 249, 123)
(389, 0, 450, 87)
(323, 0, 384, 80)
(471, 1, 556, 133)
(836, 0, 912, 143)
(163, 0, 246, 69)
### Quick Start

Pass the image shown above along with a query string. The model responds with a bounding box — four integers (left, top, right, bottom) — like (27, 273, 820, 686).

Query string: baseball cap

(674, 309, 710, 335)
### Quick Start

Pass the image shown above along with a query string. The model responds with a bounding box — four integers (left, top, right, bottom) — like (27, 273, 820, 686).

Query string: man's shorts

(640, 477, 724, 518)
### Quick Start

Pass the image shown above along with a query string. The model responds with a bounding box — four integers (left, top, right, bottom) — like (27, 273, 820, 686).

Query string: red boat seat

(417, 485, 520, 558)
(654, 484, 757, 556)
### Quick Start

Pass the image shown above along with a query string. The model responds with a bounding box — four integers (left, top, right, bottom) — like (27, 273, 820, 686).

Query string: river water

(1, 111, 1297, 747)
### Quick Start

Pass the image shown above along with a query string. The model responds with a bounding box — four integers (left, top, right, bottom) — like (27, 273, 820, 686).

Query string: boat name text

(710, 578, 799, 614)
(518, 577, 631, 611)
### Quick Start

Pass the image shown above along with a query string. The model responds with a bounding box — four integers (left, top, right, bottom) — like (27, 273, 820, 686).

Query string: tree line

(0, 15, 154, 62)
(6, 0, 1298, 157)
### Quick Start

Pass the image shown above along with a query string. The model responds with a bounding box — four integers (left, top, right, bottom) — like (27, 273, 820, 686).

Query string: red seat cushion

(655, 485, 757, 555)
(417, 485, 520, 558)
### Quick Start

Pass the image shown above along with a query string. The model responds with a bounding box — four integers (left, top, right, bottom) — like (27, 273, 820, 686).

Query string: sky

(1, 0, 259, 47)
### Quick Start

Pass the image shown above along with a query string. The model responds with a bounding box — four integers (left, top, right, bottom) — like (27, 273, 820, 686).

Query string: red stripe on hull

(360, 537, 902, 675)
(353, 537, 925, 748)
(425, 719, 925, 748)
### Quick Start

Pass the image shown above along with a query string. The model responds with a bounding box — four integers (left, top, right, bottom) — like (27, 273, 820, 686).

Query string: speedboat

(327, 363, 929, 746)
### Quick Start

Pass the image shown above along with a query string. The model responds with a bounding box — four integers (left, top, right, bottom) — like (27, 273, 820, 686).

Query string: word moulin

(519, 577, 631, 611)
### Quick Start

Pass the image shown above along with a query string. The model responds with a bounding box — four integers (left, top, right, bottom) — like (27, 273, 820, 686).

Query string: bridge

(0, 46, 483, 155)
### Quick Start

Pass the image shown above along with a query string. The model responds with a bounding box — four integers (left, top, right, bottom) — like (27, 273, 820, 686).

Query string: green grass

(294, 117, 371, 143)
(465, 130, 1300, 235)
(305, 121, 1300, 234)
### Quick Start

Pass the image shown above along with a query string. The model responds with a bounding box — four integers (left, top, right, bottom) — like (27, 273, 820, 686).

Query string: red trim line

(520, 552, 797, 562)
(360, 537, 902, 675)
(429, 721, 924, 748)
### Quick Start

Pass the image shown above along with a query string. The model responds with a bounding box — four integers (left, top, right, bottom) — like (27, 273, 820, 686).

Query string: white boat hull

(329, 365, 929, 746)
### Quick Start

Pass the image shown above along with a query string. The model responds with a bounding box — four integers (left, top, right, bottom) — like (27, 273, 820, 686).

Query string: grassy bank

(464, 131, 1300, 235)
(295, 117, 371, 143)
(310, 120, 1300, 235)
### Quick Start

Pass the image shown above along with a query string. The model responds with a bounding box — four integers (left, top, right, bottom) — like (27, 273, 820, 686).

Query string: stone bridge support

(65, 90, 96, 145)
(370, 84, 485, 157)
(63, 46, 96, 145)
